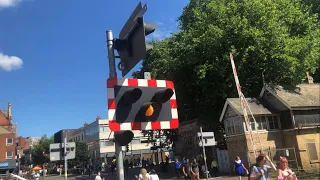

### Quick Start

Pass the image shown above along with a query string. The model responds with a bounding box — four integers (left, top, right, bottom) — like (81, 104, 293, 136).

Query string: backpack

(248, 164, 262, 180)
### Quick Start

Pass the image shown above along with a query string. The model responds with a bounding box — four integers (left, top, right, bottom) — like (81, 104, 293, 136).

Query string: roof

(0, 110, 8, 119)
(219, 98, 273, 122)
(0, 126, 10, 134)
(264, 84, 320, 108)
(0, 110, 10, 126)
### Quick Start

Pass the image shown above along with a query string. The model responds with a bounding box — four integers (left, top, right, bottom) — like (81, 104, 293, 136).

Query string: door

(216, 149, 231, 174)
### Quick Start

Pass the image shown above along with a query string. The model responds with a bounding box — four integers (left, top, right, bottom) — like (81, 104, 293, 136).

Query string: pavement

(39, 175, 239, 180)
(9, 167, 240, 180)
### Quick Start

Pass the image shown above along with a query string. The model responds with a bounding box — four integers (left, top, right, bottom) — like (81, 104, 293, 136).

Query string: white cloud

(0, 52, 23, 72)
(0, 0, 22, 8)
(148, 28, 173, 41)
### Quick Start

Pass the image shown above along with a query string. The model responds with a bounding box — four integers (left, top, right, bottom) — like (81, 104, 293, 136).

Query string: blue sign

(0, 162, 9, 168)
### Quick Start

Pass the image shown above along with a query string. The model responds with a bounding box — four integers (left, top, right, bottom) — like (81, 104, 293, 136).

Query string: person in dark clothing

(182, 159, 191, 180)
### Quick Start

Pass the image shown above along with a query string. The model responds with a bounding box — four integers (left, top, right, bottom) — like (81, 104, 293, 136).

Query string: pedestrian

(175, 158, 182, 178)
(149, 169, 159, 180)
(33, 171, 40, 180)
(182, 159, 191, 180)
(249, 154, 277, 180)
(136, 168, 150, 180)
(190, 159, 200, 180)
(95, 171, 102, 180)
(210, 158, 218, 177)
(233, 156, 248, 180)
(277, 156, 298, 180)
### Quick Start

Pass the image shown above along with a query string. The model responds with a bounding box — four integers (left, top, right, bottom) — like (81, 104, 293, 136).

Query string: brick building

(0, 103, 17, 162)
(219, 83, 320, 173)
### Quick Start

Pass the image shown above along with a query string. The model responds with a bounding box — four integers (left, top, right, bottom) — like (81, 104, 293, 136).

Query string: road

(39, 174, 240, 180)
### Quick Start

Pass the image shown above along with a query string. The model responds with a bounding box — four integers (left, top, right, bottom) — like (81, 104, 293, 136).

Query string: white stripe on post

(108, 109, 116, 120)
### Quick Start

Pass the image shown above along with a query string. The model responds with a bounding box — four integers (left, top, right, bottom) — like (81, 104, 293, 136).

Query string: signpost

(197, 132, 216, 147)
(50, 142, 76, 161)
(198, 128, 216, 180)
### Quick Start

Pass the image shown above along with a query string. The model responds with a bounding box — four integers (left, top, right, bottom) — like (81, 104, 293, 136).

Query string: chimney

(84, 122, 88, 126)
(8, 102, 12, 124)
(96, 116, 101, 121)
(306, 72, 314, 84)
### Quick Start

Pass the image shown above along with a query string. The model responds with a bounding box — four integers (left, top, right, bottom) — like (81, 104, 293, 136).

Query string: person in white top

(95, 171, 104, 180)
(135, 168, 150, 180)
(149, 169, 159, 180)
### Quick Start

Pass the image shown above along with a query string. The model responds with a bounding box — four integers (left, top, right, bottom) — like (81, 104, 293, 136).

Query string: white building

(71, 116, 155, 161)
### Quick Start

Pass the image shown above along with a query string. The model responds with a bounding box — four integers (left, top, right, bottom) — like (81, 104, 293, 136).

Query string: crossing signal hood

(114, 85, 174, 123)
(114, 2, 158, 77)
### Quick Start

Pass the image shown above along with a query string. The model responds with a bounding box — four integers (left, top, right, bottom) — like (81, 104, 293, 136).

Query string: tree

(31, 135, 53, 165)
(68, 142, 89, 168)
(133, 0, 320, 143)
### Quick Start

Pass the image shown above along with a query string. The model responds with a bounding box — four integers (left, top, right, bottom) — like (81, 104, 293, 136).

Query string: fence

(247, 146, 320, 179)
(247, 147, 299, 170)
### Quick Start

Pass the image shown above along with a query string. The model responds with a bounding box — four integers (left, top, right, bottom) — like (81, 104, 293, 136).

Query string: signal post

(106, 2, 179, 180)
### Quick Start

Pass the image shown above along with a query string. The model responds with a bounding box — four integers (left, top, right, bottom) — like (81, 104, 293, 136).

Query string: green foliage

(68, 141, 89, 168)
(133, 0, 320, 142)
(31, 135, 53, 165)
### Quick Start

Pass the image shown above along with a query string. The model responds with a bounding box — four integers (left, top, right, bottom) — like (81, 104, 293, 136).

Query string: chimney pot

(306, 72, 314, 84)
(8, 102, 12, 124)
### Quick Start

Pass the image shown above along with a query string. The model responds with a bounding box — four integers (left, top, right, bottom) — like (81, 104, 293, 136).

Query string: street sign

(107, 78, 179, 131)
(197, 132, 216, 147)
(49, 143, 61, 161)
(49, 142, 76, 161)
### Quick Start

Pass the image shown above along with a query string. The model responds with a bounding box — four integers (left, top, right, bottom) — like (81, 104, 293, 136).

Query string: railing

(10, 174, 27, 180)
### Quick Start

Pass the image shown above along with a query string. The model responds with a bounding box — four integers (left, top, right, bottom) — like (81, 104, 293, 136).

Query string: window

(246, 116, 279, 131)
(267, 116, 279, 130)
(250, 118, 256, 131)
(131, 139, 140, 144)
(81, 134, 83, 140)
(6, 138, 13, 145)
(99, 125, 110, 133)
(100, 140, 114, 147)
(294, 110, 320, 127)
(306, 140, 319, 163)
(6, 151, 13, 159)
(225, 117, 244, 135)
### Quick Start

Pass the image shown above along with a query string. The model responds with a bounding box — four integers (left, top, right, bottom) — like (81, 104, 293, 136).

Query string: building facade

(219, 83, 320, 172)
(70, 116, 154, 161)
(0, 103, 17, 163)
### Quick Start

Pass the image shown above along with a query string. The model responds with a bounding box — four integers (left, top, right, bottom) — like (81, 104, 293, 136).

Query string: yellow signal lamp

(145, 104, 154, 117)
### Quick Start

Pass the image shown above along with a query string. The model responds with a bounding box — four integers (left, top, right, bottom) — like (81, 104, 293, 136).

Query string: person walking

(233, 156, 248, 180)
(277, 156, 298, 180)
(175, 158, 182, 178)
(210, 158, 218, 177)
(136, 168, 150, 180)
(149, 169, 160, 180)
(249, 154, 277, 180)
(190, 159, 200, 180)
(182, 159, 191, 180)
(95, 171, 103, 180)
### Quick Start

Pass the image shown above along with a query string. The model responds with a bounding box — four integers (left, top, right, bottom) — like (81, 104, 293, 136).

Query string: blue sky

(0, 0, 188, 137)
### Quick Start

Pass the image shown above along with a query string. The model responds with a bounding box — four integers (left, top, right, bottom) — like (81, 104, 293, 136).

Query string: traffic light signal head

(114, 130, 134, 146)
(107, 78, 179, 131)
(115, 2, 158, 77)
